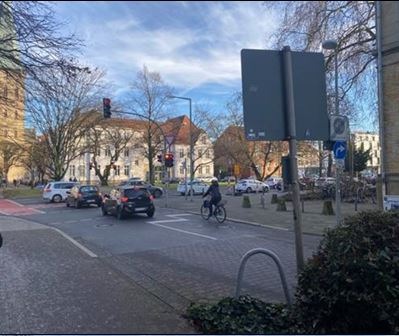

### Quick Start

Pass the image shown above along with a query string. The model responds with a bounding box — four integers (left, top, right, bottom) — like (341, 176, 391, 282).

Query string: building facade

(351, 132, 381, 172)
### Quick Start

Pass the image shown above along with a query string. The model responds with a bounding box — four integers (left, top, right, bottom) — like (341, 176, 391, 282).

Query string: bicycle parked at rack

(200, 198, 227, 223)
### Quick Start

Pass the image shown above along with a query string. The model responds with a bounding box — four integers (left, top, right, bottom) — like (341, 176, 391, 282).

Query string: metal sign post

(282, 46, 305, 272)
(333, 141, 347, 226)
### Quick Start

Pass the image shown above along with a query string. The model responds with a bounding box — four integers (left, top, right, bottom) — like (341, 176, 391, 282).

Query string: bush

(294, 211, 399, 334)
(186, 295, 293, 334)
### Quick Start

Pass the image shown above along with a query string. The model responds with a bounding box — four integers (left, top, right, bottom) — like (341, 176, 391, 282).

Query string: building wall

(381, 1, 399, 194)
(352, 132, 381, 171)
(0, 70, 26, 181)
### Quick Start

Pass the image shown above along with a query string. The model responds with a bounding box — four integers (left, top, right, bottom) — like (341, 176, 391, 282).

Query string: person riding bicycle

(203, 177, 222, 219)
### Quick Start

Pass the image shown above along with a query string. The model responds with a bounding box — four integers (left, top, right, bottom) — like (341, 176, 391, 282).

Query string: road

(2, 196, 322, 305)
(1, 194, 326, 333)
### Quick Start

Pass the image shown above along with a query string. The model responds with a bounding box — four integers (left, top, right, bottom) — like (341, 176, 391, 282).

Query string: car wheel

(263, 186, 269, 193)
(76, 200, 81, 209)
(153, 190, 162, 198)
(52, 194, 62, 203)
(97, 202, 102, 207)
(66, 200, 70, 207)
(101, 205, 108, 216)
(246, 187, 252, 193)
(146, 207, 155, 218)
(116, 207, 124, 220)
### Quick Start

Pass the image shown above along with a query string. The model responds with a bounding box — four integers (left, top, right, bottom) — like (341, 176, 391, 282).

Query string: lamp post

(168, 95, 193, 202)
(322, 39, 341, 226)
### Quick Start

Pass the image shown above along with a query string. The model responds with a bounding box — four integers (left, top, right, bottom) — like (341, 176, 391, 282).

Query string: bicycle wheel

(200, 205, 210, 220)
(214, 205, 226, 223)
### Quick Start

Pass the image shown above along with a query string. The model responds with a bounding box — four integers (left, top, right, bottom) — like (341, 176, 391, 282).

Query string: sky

(53, 1, 278, 117)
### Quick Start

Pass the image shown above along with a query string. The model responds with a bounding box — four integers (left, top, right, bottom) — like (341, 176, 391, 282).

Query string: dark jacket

(204, 183, 221, 199)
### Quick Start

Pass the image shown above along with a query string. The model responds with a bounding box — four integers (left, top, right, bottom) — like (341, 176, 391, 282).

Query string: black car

(66, 185, 102, 208)
(121, 180, 164, 198)
(101, 186, 155, 219)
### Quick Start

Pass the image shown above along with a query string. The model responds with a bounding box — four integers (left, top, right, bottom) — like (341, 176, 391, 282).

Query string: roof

(161, 115, 203, 145)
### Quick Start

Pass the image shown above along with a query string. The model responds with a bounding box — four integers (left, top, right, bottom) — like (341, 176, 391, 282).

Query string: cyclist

(203, 177, 222, 219)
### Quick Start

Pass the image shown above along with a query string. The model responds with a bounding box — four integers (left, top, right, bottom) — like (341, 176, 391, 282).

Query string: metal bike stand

(234, 248, 292, 306)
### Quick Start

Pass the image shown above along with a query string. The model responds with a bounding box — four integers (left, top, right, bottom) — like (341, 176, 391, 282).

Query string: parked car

(66, 185, 102, 208)
(101, 186, 155, 219)
(265, 176, 283, 189)
(198, 176, 215, 183)
(315, 177, 336, 188)
(177, 180, 209, 195)
(120, 180, 164, 198)
(235, 179, 269, 193)
(221, 176, 236, 183)
(42, 181, 79, 203)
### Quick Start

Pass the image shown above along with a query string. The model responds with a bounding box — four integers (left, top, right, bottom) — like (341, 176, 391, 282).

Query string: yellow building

(0, 2, 26, 182)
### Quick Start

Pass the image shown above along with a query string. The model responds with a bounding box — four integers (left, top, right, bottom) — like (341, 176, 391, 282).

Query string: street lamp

(168, 95, 194, 202)
(322, 39, 341, 226)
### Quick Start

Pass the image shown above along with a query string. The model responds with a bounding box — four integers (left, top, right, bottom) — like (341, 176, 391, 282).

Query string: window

(201, 136, 207, 145)
(124, 149, 129, 157)
(135, 160, 139, 166)
(14, 111, 18, 119)
(96, 165, 101, 176)
(3, 86, 7, 98)
(105, 147, 111, 157)
(206, 150, 211, 159)
(79, 165, 85, 178)
(4, 130, 7, 137)
(115, 165, 120, 176)
(97, 149, 101, 156)
(69, 165, 75, 177)
(15, 88, 19, 100)
(179, 148, 184, 158)
(206, 166, 210, 174)
(4, 110, 7, 117)
(198, 149, 202, 157)
(198, 166, 203, 174)
(124, 165, 130, 176)
(14, 130, 17, 138)
(180, 166, 184, 175)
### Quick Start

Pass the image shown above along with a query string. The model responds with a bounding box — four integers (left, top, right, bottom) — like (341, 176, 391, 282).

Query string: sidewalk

(0, 216, 196, 334)
(157, 189, 379, 235)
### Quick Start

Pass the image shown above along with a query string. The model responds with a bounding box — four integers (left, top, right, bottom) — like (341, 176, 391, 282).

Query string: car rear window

(80, 186, 98, 193)
(123, 188, 149, 198)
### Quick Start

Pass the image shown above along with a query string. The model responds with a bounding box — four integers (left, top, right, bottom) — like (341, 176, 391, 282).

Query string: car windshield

(124, 188, 148, 198)
(80, 186, 98, 193)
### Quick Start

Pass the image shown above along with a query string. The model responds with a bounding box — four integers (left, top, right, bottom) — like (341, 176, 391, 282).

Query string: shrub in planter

(186, 295, 293, 334)
(294, 211, 399, 334)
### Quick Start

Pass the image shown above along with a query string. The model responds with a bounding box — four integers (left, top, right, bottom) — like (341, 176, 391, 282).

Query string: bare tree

(126, 65, 173, 184)
(214, 92, 285, 180)
(0, 139, 20, 182)
(25, 65, 104, 181)
(264, 1, 377, 126)
(86, 118, 140, 186)
(0, 1, 82, 89)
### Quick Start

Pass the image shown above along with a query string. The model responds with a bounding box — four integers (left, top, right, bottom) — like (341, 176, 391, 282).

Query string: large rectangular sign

(241, 49, 329, 141)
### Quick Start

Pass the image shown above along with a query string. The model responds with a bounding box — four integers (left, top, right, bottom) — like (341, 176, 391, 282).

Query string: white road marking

(147, 214, 217, 240)
(51, 228, 97, 258)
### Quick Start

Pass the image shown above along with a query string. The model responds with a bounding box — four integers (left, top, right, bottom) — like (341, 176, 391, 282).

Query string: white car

(235, 179, 269, 193)
(42, 181, 79, 203)
(177, 180, 209, 195)
(265, 176, 283, 189)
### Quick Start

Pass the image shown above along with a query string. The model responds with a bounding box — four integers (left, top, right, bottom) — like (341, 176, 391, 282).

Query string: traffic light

(103, 98, 111, 118)
(164, 153, 174, 168)
(157, 154, 163, 163)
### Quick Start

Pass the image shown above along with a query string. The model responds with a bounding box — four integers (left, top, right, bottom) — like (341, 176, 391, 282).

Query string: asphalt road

(8, 196, 322, 301)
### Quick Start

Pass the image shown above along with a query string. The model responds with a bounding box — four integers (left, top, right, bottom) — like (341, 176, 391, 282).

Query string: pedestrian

(73, 177, 77, 182)
(69, 177, 73, 182)
(13, 179, 17, 188)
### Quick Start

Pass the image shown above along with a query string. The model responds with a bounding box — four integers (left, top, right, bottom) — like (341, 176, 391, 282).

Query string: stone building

(351, 132, 381, 172)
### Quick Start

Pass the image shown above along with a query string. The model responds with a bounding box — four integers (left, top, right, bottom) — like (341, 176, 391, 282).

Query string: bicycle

(200, 198, 227, 224)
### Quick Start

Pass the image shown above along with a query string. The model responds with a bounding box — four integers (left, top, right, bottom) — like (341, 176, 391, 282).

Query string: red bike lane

(0, 199, 46, 216)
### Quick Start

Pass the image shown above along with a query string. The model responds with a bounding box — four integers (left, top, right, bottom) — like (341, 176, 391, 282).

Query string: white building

(351, 131, 381, 172)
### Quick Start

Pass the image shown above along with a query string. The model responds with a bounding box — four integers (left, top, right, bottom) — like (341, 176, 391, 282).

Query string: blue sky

(53, 1, 278, 117)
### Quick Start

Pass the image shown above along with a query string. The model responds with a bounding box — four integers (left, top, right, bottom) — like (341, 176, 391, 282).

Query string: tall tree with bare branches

(264, 1, 377, 126)
(126, 65, 173, 184)
(25, 65, 104, 181)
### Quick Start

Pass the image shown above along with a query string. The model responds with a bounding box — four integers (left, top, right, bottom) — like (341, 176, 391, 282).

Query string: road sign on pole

(333, 141, 347, 159)
(241, 49, 329, 141)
